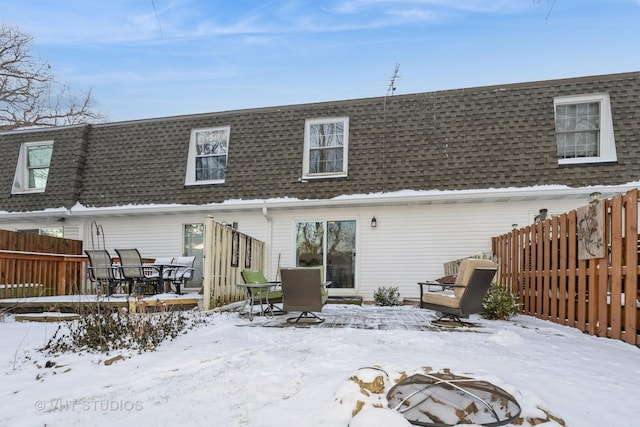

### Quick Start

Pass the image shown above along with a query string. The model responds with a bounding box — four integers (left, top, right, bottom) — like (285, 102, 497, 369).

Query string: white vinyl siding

(54, 198, 590, 303)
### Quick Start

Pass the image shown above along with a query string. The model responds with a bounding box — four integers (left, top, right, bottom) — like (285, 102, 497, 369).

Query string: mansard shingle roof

(0, 125, 89, 213)
(1, 71, 639, 212)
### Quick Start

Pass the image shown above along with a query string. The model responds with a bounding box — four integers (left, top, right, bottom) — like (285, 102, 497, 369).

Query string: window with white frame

(18, 227, 63, 238)
(303, 117, 349, 178)
(554, 93, 617, 164)
(12, 141, 54, 194)
(185, 126, 230, 185)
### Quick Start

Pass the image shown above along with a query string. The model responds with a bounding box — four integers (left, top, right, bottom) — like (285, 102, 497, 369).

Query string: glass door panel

(296, 222, 324, 267)
(183, 223, 204, 288)
(326, 220, 355, 289)
(295, 220, 356, 289)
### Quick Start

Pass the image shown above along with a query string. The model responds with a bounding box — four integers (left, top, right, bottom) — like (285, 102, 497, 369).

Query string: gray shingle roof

(1, 71, 639, 212)
(0, 125, 88, 212)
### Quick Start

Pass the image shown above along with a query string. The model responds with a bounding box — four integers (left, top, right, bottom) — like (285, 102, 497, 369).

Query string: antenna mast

(386, 63, 400, 97)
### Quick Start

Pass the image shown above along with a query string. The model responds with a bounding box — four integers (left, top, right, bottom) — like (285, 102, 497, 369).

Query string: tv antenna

(386, 63, 400, 97)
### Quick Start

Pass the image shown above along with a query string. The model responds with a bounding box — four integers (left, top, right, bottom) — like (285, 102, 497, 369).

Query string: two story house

(1, 71, 638, 301)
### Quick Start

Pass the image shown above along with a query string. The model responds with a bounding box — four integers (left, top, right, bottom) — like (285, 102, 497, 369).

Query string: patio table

(146, 263, 188, 293)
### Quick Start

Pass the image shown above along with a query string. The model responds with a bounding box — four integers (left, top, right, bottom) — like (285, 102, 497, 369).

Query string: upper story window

(303, 117, 349, 179)
(12, 141, 54, 194)
(554, 93, 617, 165)
(185, 126, 230, 186)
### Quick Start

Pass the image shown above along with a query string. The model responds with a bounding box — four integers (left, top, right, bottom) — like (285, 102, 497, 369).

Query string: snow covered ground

(1, 304, 638, 426)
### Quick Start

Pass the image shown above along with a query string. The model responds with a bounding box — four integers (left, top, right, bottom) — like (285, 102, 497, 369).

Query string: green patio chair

(240, 269, 283, 314)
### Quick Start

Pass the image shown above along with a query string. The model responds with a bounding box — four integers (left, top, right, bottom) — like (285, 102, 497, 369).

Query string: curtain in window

(556, 102, 600, 158)
(195, 129, 228, 181)
(309, 122, 344, 173)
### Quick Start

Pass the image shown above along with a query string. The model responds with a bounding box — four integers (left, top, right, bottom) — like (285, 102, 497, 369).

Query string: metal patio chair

(169, 256, 196, 294)
(115, 248, 162, 294)
(240, 269, 283, 317)
(85, 249, 123, 296)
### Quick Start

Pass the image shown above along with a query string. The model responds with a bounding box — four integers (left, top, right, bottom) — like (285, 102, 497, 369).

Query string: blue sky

(3, 0, 639, 122)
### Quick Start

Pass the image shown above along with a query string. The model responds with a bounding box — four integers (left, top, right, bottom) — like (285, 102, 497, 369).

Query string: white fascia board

(2, 183, 638, 220)
(67, 184, 640, 216)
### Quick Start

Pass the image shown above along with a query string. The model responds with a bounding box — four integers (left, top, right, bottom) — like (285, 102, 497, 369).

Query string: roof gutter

(1, 184, 637, 220)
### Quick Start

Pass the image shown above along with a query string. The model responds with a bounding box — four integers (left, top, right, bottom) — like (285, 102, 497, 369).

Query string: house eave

(1, 184, 636, 221)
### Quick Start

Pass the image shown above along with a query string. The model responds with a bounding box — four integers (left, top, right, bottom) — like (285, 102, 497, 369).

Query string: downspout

(262, 206, 273, 279)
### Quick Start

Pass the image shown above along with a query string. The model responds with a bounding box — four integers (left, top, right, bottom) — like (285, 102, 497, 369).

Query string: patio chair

(151, 257, 174, 292)
(115, 248, 162, 294)
(418, 258, 497, 323)
(170, 256, 196, 294)
(240, 269, 283, 315)
(280, 267, 330, 324)
(85, 250, 123, 295)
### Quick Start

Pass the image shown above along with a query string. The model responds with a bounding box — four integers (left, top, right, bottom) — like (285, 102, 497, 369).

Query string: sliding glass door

(295, 220, 356, 289)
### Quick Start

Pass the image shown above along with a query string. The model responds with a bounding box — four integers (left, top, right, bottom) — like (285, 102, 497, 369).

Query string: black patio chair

(85, 249, 123, 296)
(115, 248, 161, 294)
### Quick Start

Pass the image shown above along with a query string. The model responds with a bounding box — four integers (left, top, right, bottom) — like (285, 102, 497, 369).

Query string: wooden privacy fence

(492, 189, 639, 346)
(0, 229, 82, 254)
(202, 217, 265, 310)
(0, 230, 87, 298)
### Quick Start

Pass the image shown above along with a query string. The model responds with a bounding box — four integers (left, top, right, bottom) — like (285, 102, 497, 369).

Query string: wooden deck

(0, 292, 203, 314)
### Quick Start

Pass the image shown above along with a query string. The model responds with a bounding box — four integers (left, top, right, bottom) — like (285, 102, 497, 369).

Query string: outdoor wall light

(512, 224, 518, 230)
(538, 208, 548, 221)
(370, 217, 377, 228)
(589, 191, 601, 202)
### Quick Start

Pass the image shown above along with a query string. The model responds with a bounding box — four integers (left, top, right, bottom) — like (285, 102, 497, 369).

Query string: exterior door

(295, 220, 356, 289)
(183, 223, 204, 288)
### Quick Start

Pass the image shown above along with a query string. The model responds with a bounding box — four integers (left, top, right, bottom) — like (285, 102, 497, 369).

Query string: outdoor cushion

(420, 291, 460, 309)
(453, 259, 497, 299)
(241, 269, 282, 300)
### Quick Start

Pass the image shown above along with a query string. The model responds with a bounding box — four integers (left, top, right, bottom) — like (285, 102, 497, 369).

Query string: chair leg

(436, 313, 462, 323)
(433, 313, 477, 326)
(286, 311, 324, 324)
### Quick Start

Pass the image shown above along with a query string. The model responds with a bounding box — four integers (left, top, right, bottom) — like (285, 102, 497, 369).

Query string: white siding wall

(251, 199, 587, 302)
(0, 197, 589, 302)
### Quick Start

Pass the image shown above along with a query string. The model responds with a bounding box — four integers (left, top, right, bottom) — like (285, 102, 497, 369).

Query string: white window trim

(554, 93, 617, 165)
(185, 126, 230, 186)
(18, 227, 64, 237)
(12, 140, 54, 194)
(303, 117, 349, 179)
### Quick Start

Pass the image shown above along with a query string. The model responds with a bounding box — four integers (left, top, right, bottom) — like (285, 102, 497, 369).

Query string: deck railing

(0, 250, 89, 298)
(0, 230, 86, 298)
(492, 189, 639, 346)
